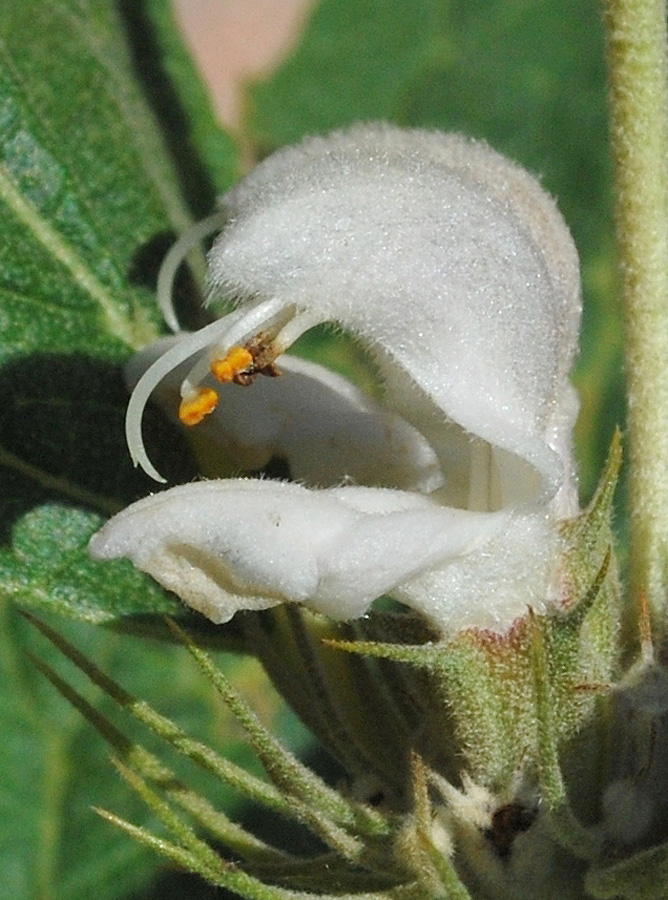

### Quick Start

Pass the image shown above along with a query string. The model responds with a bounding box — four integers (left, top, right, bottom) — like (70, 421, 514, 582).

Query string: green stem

(604, 0, 668, 631)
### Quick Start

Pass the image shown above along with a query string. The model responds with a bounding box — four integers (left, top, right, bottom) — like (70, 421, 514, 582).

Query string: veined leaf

(0, 2, 251, 898)
(0, 0, 242, 622)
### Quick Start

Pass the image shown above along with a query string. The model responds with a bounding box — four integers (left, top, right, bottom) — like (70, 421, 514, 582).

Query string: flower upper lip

(91, 123, 582, 634)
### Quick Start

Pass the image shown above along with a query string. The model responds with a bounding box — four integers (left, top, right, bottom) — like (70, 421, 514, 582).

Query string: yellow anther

(178, 387, 219, 426)
(211, 346, 254, 383)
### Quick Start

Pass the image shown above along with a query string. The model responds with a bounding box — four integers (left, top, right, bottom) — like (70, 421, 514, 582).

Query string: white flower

(90, 123, 582, 634)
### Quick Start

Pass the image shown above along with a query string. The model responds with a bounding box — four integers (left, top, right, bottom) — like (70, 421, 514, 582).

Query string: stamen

(127, 299, 297, 482)
(211, 347, 254, 382)
(180, 298, 295, 398)
(126, 311, 247, 483)
(179, 387, 219, 426)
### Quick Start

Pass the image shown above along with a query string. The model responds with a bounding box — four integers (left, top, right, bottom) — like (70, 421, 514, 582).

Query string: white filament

(126, 313, 245, 481)
(179, 298, 296, 398)
(126, 298, 294, 482)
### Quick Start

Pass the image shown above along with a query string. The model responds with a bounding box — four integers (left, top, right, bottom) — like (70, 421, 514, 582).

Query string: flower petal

(89, 479, 509, 627)
(208, 123, 581, 505)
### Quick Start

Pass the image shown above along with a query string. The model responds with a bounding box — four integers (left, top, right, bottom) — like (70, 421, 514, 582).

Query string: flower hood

(90, 123, 582, 634)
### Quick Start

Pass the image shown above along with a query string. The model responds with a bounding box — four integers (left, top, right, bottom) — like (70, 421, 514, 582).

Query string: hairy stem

(604, 0, 668, 632)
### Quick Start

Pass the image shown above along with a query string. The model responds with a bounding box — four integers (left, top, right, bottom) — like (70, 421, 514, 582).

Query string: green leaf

(1, 4, 178, 360)
(0, 2, 255, 898)
(0, 505, 180, 623)
(0, 0, 239, 622)
(1, 605, 300, 900)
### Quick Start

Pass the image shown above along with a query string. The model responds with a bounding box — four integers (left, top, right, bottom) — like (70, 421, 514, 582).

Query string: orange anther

(211, 346, 254, 383)
(178, 387, 219, 426)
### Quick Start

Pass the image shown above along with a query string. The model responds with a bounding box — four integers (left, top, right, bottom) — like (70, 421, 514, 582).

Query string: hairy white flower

(90, 123, 582, 634)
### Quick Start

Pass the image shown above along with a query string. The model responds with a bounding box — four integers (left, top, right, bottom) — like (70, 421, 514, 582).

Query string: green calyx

(32, 431, 668, 899)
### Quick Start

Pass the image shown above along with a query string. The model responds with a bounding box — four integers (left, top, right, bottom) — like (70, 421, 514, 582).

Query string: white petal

(89, 480, 507, 626)
(394, 511, 562, 632)
(208, 123, 581, 503)
(126, 339, 442, 492)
